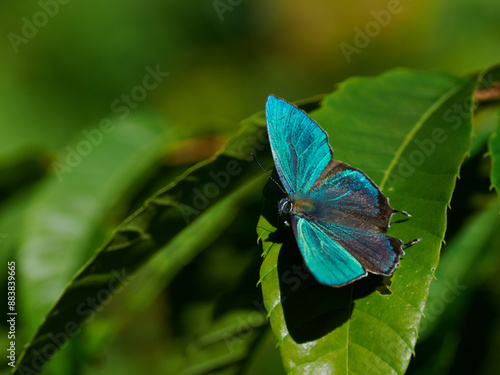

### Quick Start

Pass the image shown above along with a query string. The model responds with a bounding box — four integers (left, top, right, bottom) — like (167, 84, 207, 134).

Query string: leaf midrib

(378, 83, 465, 191)
(345, 81, 467, 375)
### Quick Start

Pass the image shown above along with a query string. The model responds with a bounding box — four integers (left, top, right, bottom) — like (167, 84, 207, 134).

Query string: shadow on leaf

(261, 175, 385, 344)
(276, 232, 383, 343)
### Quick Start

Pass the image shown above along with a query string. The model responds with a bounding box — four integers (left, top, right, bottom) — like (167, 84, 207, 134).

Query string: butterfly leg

(393, 209, 411, 217)
(403, 238, 420, 248)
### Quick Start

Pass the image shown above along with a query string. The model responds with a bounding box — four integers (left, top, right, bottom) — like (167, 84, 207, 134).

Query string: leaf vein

(355, 308, 413, 350)
(349, 340, 402, 375)
(379, 84, 465, 190)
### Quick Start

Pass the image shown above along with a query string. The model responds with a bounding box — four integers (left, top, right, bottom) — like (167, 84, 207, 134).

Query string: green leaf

(125, 178, 262, 311)
(17, 116, 169, 331)
(78, 175, 262, 364)
(177, 309, 268, 375)
(15, 115, 170, 373)
(243, 328, 287, 375)
(258, 69, 479, 374)
(162, 220, 282, 375)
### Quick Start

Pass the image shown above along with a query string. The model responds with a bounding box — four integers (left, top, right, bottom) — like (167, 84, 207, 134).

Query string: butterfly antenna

(250, 153, 287, 195)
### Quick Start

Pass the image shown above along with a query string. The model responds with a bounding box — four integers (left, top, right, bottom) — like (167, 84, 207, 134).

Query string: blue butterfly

(265, 95, 409, 287)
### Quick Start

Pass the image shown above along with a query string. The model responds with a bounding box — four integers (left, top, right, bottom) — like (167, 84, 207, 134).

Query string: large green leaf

(15, 115, 170, 374)
(18, 116, 170, 335)
(258, 69, 479, 374)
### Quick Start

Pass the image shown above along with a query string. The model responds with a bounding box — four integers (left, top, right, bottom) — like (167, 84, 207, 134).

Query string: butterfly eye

(278, 198, 293, 216)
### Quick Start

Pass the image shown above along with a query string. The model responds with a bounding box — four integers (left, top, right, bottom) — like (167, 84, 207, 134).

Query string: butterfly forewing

(266, 95, 332, 194)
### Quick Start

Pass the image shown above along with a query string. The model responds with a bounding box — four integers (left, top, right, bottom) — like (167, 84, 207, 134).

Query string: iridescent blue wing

(266, 95, 332, 194)
(292, 216, 367, 286)
(315, 221, 403, 277)
(304, 161, 404, 277)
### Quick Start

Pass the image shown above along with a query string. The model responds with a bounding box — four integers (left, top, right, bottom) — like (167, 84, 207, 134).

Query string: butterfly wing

(304, 161, 404, 277)
(308, 161, 396, 230)
(292, 216, 367, 286)
(266, 95, 332, 194)
(315, 221, 403, 277)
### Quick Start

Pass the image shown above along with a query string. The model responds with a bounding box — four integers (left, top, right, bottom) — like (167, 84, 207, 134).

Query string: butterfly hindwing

(292, 216, 367, 287)
(300, 161, 404, 277)
(266, 95, 332, 194)
(315, 221, 403, 276)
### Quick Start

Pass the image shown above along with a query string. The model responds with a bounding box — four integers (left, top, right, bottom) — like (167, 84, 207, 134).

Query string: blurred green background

(1, 0, 500, 374)
(2, 0, 500, 160)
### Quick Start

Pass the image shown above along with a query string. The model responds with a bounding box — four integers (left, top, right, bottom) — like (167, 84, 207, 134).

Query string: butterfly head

(278, 197, 294, 227)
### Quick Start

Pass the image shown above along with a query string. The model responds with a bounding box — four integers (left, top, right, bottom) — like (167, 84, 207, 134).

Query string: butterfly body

(280, 195, 318, 218)
(266, 95, 407, 287)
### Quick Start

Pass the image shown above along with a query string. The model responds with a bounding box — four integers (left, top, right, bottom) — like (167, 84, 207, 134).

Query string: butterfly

(264, 95, 412, 287)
